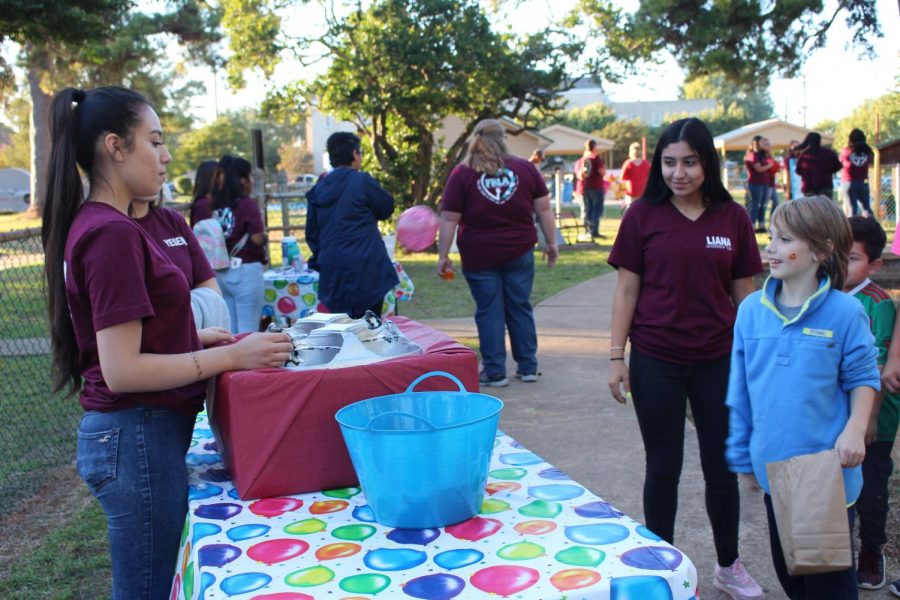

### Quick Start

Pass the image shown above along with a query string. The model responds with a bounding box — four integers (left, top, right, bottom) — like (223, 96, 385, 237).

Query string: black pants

(764, 494, 858, 599)
(858, 440, 895, 552)
(629, 348, 739, 566)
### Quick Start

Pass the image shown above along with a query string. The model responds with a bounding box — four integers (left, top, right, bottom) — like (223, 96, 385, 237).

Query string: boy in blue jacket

(726, 196, 880, 599)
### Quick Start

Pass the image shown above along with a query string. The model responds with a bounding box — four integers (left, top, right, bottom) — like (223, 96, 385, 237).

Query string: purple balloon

(403, 573, 466, 599)
(619, 546, 683, 570)
(386, 528, 441, 545)
(202, 441, 219, 452)
(198, 543, 241, 568)
(538, 467, 570, 480)
(194, 502, 242, 520)
(574, 501, 625, 519)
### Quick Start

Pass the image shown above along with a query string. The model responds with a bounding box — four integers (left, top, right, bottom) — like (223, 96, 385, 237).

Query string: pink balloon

(250, 497, 304, 518)
(470, 565, 540, 597)
(445, 517, 503, 541)
(396, 205, 439, 252)
(247, 539, 310, 565)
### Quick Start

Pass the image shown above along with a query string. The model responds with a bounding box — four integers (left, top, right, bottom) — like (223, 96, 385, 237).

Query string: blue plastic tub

(335, 371, 503, 528)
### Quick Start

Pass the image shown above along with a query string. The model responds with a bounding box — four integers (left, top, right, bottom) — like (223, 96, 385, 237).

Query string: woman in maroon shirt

(607, 118, 764, 599)
(42, 86, 291, 599)
(839, 129, 874, 217)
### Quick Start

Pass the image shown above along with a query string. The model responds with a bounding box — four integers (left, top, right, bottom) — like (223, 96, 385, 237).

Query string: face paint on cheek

(789, 253, 797, 260)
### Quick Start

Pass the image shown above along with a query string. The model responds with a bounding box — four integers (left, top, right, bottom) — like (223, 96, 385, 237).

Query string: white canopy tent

(714, 119, 835, 187)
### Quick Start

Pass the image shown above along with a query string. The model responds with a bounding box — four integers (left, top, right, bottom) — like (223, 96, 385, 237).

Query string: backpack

(193, 217, 231, 270)
(580, 157, 593, 180)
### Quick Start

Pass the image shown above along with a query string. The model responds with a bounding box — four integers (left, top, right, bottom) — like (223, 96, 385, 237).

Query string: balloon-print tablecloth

(173, 413, 698, 600)
(261, 262, 414, 324)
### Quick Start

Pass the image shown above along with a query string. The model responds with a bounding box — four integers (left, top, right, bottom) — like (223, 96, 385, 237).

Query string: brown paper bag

(765, 449, 852, 575)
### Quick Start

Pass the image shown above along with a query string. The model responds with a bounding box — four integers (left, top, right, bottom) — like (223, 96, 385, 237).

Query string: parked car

(295, 174, 317, 186)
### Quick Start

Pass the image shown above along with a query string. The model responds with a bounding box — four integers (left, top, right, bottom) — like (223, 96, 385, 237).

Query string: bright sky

(193, 0, 898, 129)
(3, 0, 897, 130)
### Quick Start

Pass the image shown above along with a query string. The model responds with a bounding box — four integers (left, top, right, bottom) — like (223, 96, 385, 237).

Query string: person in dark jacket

(306, 132, 398, 318)
(795, 132, 841, 199)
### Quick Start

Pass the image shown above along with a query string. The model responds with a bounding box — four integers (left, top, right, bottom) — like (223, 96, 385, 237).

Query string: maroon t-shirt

(574, 154, 605, 195)
(795, 147, 841, 193)
(839, 146, 873, 182)
(221, 197, 266, 264)
(441, 157, 548, 271)
(64, 202, 205, 413)
(135, 207, 215, 287)
(744, 151, 771, 185)
(190, 196, 213, 228)
(608, 199, 763, 364)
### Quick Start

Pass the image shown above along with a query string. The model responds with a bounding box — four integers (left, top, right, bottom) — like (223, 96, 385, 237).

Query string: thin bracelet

(610, 346, 625, 351)
(190, 351, 203, 380)
(610, 357, 625, 361)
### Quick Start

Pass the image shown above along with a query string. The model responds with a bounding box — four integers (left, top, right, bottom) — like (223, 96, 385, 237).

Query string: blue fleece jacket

(726, 275, 879, 504)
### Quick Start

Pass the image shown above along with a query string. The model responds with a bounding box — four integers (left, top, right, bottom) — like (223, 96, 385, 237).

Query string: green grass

(0, 501, 111, 599)
(393, 240, 613, 321)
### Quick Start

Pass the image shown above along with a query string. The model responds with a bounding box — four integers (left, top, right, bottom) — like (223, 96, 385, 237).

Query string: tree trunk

(26, 48, 51, 218)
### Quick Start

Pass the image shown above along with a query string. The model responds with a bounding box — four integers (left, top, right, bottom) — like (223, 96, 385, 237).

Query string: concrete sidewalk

(425, 271, 899, 600)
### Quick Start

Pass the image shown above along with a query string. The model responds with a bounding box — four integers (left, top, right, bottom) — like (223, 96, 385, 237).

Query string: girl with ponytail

(42, 86, 291, 599)
(839, 128, 875, 217)
(209, 153, 268, 333)
(437, 119, 558, 387)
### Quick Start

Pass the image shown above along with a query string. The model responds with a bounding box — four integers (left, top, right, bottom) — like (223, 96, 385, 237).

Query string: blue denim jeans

(747, 183, 769, 227)
(77, 406, 196, 600)
(216, 260, 264, 333)
(768, 187, 779, 222)
(584, 188, 605, 237)
(764, 493, 858, 599)
(463, 250, 538, 377)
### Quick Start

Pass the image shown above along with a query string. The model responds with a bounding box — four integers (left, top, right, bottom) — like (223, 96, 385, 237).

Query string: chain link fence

(0, 228, 81, 511)
(0, 195, 308, 513)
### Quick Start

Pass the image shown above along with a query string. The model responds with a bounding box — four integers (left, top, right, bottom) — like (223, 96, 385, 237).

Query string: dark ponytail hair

(848, 128, 872, 156)
(192, 159, 218, 204)
(796, 132, 822, 155)
(642, 118, 731, 207)
(212, 154, 252, 211)
(41, 86, 149, 394)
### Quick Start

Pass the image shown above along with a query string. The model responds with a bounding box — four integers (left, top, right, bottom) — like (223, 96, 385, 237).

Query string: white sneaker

(713, 558, 764, 600)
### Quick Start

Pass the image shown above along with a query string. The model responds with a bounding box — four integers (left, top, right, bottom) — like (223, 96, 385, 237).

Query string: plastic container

(335, 371, 503, 528)
(282, 236, 302, 271)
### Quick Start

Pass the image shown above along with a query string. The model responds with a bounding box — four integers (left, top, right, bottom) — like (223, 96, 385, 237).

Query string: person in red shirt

(620, 141, 650, 207)
(608, 117, 764, 600)
(744, 135, 775, 233)
(839, 128, 875, 217)
(437, 119, 558, 387)
(574, 139, 606, 239)
(41, 86, 291, 599)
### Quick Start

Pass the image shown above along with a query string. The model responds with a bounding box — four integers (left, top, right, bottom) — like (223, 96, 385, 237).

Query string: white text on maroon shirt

(705, 235, 733, 250)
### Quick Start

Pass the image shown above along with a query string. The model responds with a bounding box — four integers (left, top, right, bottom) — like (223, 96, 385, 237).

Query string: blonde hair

(465, 119, 508, 174)
(770, 195, 852, 289)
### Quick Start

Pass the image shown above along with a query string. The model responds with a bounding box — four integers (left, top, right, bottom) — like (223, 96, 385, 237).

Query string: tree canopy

(283, 0, 588, 207)
(578, 0, 883, 88)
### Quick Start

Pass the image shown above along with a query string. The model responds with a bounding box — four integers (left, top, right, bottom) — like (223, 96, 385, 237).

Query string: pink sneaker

(713, 558, 765, 600)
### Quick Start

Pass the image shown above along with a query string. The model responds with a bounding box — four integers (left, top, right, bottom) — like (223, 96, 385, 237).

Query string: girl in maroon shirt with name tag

(41, 86, 291, 599)
(607, 118, 765, 600)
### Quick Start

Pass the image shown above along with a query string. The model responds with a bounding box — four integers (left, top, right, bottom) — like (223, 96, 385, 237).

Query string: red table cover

(211, 317, 479, 499)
